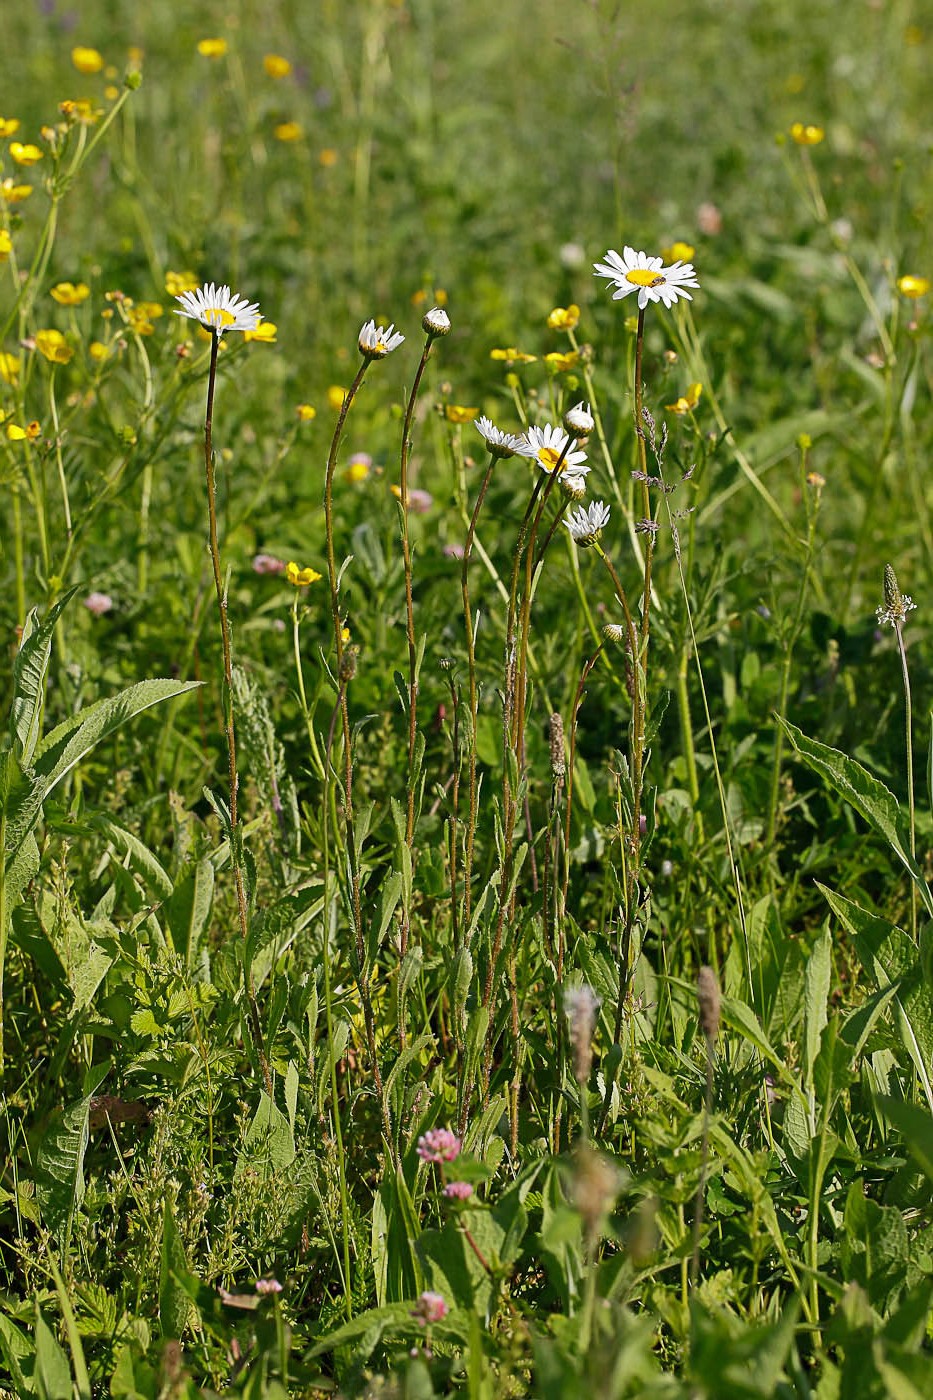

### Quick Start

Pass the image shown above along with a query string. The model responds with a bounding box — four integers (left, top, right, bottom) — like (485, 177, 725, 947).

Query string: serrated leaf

(803, 928, 832, 1093)
(164, 858, 214, 966)
(237, 1091, 295, 1178)
(875, 1096, 933, 1183)
(160, 1198, 193, 1339)
(10, 590, 78, 765)
(35, 1066, 107, 1249)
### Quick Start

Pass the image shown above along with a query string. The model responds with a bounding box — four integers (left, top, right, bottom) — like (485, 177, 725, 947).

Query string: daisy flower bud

(564, 400, 594, 435)
(422, 306, 450, 337)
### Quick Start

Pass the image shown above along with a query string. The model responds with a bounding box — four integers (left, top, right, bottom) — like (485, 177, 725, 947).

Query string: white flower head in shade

(593, 245, 700, 309)
(173, 282, 261, 334)
(564, 400, 594, 435)
(564, 499, 610, 547)
(519, 423, 589, 481)
(359, 319, 405, 358)
(474, 414, 525, 459)
(422, 306, 450, 337)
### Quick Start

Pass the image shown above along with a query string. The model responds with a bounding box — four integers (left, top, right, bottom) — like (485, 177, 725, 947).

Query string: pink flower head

(443, 1180, 473, 1201)
(252, 553, 286, 575)
(443, 542, 465, 559)
(83, 591, 113, 616)
(412, 1291, 448, 1326)
(416, 1127, 461, 1164)
(254, 1277, 282, 1295)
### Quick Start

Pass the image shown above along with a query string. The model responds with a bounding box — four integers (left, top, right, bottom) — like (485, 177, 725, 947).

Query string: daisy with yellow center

(666, 382, 703, 415)
(174, 282, 261, 335)
(518, 423, 589, 485)
(358, 319, 404, 358)
(51, 281, 91, 306)
(286, 561, 322, 587)
(594, 246, 700, 310)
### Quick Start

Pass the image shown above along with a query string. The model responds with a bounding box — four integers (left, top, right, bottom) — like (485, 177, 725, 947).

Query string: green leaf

(90, 817, 173, 903)
(0, 1313, 33, 1396)
(34, 1308, 72, 1400)
(780, 718, 933, 916)
(875, 1097, 933, 1183)
(718, 995, 787, 1075)
(160, 1198, 193, 1339)
(10, 590, 78, 765)
(803, 928, 832, 1094)
(236, 1091, 295, 1179)
(35, 1066, 107, 1249)
(164, 858, 215, 965)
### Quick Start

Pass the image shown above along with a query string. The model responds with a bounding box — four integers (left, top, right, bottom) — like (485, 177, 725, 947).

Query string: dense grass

(2, 2, 933, 1396)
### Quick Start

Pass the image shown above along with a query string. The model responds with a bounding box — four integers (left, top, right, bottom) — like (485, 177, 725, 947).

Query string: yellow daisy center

(204, 307, 235, 327)
(538, 446, 563, 472)
(626, 268, 665, 288)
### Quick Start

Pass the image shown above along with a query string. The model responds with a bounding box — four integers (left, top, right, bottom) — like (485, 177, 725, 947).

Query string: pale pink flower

(412, 1291, 448, 1325)
(696, 202, 722, 236)
(252, 553, 286, 575)
(443, 1180, 473, 1201)
(416, 1127, 461, 1163)
(84, 591, 113, 616)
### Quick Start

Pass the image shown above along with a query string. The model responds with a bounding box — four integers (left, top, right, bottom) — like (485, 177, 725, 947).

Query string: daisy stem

(461, 450, 498, 930)
(323, 355, 394, 1149)
(202, 328, 272, 1096)
(895, 617, 917, 944)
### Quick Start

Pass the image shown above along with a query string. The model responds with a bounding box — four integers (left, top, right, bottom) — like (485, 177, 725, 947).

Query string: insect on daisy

(173, 282, 261, 335)
(593, 245, 700, 309)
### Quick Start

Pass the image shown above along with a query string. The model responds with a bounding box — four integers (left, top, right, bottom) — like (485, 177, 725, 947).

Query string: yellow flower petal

(790, 121, 824, 146)
(244, 320, 277, 343)
(0, 351, 21, 383)
(50, 281, 91, 306)
(34, 329, 74, 364)
(546, 304, 580, 331)
(197, 38, 228, 58)
(0, 118, 21, 138)
(660, 241, 695, 263)
(296, 403, 316, 421)
(444, 404, 479, 424)
(165, 270, 200, 296)
(897, 274, 930, 299)
(0, 229, 12, 261)
(71, 46, 104, 74)
(327, 385, 348, 410)
(274, 121, 303, 142)
(9, 142, 43, 166)
(285, 561, 322, 586)
(263, 54, 292, 78)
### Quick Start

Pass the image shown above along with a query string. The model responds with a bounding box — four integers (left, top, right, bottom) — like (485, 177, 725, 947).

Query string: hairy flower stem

(461, 451, 497, 928)
(203, 330, 271, 1095)
(322, 356, 392, 1142)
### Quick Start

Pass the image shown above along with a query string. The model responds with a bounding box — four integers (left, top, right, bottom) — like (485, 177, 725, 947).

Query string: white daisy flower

(359, 319, 405, 358)
(593, 245, 700, 309)
(474, 414, 525, 458)
(173, 282, 261, 335)
(519, 423, 590, 481)
(564, 499, 610, 546)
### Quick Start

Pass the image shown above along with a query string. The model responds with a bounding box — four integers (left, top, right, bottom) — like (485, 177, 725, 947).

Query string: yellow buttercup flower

(666, 382, 703, 415)
(490, 347, 537, 365)
(197, 38, 228, 58)
(244, 320, 277, 343)
(318, 147, 338, 167)
(0, 230, 11, 261)
(296, 403, 316, 421)
(165, 270, 200, 297)
(444, 404, 479, 424)
(127, 306, 155, 335)
(661, 241, 695, 263)
(89, 341, 110, 361)
(105, 84, 120, 101)
(0, 118, 21, 138)
(72, 46, 104, 74)
(286, 561, 322, 586)
(544, 350, 580, 373)
(341, 625, 351, 643)
(897, 274, 930, 299)
(9, 142, 43, 166)
(263, 54, 292, 78)
(0, 352, 21, 383)
(6, 420, 41, 441)
(35, 329, 74, 364)
(327, 385, 347, 410)
(51, 281, 91, 306)
(547, 304, 580, 331)
(274, 122, 302, 142)
(59, 99, 102, 125)
(1, 179, 32, 202)
(343, 459, 371, 483)
(790, 122, 824, 146)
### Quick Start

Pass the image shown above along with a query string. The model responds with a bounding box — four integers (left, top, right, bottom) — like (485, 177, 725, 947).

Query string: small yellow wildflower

(806, 471, 826, 488)
(327, 385, 348, 410)
(0, 230, 11, 261)
(35, 329, 74, 364)
(72, 46, 105, 74)
(286, 561, 322, 586)
(274, 122, 303, 142)
(661, 241, 695, 263)
(318, 147, 338, 167)
(51, 281, 91, 306)
(137, 301, 163, 319)
(263, 54, 292, 78)
(0, 118, 21, 138)
(544, 350, 580, 373)
(547, 304, 580, 331)
(127, 307, 155, 335)
(341, 625, 351, 643)
(197, 38, 228, 58)
(490, 347, 537, 365)
(790, 122, 824, 146)
(0, 352, 21, 383)
(444, 404, 479, 424)
(89, 341, 109, 361)
(59, 98, 102, 124)
(1, 179, 32, 202)
(165, 270, 200, 297)
(296, 403, 316, 421)
(343, 459, 370, 484)
(897, 274, 930, 299)
(6, 420, 41, 441)
(244, 320, 277, 343)
(666, 382, 703, 415)
(9, 142, 43, 166)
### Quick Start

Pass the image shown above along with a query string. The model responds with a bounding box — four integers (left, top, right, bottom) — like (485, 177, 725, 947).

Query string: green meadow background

(2, 1, 933, 1396)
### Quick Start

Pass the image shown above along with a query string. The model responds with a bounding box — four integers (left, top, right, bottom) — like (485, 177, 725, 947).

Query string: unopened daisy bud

(564, 983, 600, 1086)
(561, 474, 588, 502)
(564, 400, 594, 436)
(549, 712, 565, 782)
(564, 499, 610, 547)
(697, 965, 720, 1040)
(877, 565, 916, 629)
(603, 623, 627, 644)
(422, 306, 450, 338)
